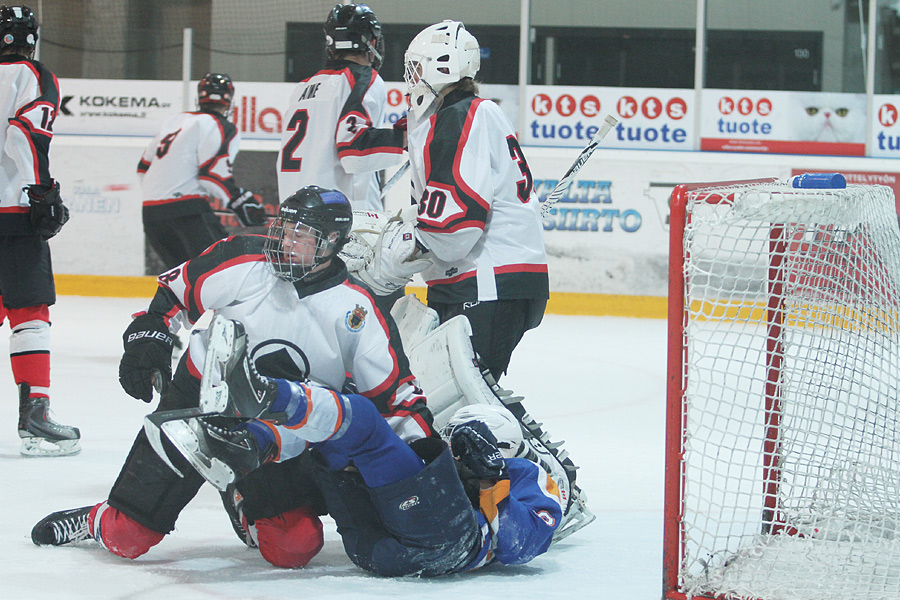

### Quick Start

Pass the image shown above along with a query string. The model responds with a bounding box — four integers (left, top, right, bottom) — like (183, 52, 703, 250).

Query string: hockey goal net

(664, 177, 900, 600)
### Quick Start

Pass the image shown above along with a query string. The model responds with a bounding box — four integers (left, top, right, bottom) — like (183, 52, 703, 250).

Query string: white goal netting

(670, 180, 900, 600)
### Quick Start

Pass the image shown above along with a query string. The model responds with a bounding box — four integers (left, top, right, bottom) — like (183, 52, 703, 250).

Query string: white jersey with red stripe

(137, 110, 241, 207)
(407, 89, 549, 304)
(0, 55, 59, 232)
(277, 60, 404, 211)
(145, 235, 432, 442)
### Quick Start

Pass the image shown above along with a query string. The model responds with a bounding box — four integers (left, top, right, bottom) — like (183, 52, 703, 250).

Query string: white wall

(50, 133, 900, 299)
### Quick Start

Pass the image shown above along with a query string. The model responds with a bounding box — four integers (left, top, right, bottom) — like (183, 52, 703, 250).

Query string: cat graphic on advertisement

(792, 92, 865, 143)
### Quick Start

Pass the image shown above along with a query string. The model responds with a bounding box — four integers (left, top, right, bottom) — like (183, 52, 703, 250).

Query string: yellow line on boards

(53, 274, 670, 319)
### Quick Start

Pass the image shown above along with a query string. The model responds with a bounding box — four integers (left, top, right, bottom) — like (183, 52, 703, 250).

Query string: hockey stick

(380, 161, 410, 199)
(539, 113, 618, 217)
(213, 209, 275, 223)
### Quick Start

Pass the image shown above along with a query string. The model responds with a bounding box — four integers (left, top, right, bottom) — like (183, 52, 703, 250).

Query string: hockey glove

(449, 420, 508, 480)
(228, 190, 268, 227)
(26, 181, 70, 240)
(119, 313, 175, 402)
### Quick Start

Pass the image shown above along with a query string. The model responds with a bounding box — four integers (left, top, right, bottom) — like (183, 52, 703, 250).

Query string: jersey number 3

(281, 109, 309, 173)
(507, 136, 533, 203)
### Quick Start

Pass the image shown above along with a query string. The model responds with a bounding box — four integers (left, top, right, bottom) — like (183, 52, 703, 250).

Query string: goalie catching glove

(341, 210, 431, 295)
(228, 190, 268, 227)
(26, 181, 69, 240)
(118, 313, 175, 402)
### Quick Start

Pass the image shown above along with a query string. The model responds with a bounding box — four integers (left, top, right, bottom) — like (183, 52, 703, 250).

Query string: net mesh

(34, 0, 335, 80)
(677, 181, 900, 600)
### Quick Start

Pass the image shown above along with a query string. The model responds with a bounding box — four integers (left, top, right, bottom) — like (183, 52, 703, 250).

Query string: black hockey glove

(228, 190, 267, 227)
(449, 420, 508, 480)
(26, 181, 69, 240)
(118, 313, 174, 402)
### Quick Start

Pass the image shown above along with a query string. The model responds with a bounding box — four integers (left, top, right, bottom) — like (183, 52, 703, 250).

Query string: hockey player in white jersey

(138, 72, 267, 270)
(352, 20, 548, 382)
(0, 5, 80, 457)
(31, 186, 435, 569)
(133, 317, 562, 575)
(277, 4, 405, 210)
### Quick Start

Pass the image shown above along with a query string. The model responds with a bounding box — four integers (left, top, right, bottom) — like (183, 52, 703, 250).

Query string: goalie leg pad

(389, 293, 439, 355)
(406, 315, 594, 541)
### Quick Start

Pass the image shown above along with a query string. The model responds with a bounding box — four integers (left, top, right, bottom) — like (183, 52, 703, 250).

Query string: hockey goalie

(341, 208, 594, 542)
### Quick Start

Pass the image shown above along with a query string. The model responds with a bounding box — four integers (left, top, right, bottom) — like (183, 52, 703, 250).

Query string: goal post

(663, 176, 900, 600)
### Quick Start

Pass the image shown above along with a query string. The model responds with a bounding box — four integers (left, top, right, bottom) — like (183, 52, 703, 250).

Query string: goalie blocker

(390, 294, 594, 542)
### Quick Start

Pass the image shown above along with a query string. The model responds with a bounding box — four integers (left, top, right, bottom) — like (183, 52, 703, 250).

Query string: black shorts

(429, 297, 546, 380)
(0, 234, 55, 309)
(143, 201, 228, 271)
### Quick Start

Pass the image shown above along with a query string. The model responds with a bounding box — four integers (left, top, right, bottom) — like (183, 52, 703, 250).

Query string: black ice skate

(198, 315, 283, 421)
(18, 384, 81, 457)
(155, 415, 277, 492)
(31, 506, 92, 546)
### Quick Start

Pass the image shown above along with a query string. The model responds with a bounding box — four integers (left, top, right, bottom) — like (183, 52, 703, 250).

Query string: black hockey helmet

(0, 5, 38, 53)
(197, 73, 234, 112)
(324, 3, 384, 69)
(264, 186, 353, 282)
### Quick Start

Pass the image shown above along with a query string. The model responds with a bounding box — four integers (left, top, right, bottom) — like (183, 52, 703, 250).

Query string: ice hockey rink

(0, 295, 667, 599)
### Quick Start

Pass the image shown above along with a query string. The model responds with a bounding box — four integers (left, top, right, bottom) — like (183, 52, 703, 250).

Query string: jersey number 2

(281, 109, 309, 172)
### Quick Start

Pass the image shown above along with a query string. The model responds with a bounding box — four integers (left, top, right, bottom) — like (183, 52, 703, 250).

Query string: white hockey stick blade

(379, 161, 410, 199)
(540, 113, 618, 217)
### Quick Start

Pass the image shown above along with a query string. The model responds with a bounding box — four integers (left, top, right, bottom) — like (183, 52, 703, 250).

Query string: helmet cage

(264, 187, 352, 283)
(404, 21, 480, 118)
(264, 220, 337, 282)
(0, 5, 37, 51)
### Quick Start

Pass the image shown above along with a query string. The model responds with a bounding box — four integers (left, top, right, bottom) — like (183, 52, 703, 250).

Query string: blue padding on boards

(791, 173, 847, 189)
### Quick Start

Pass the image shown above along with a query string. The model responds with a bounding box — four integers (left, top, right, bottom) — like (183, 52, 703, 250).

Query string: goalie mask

(264, 186, 353, 282)
(444, 404, 524, 460)
(0, 5, 37, 53)
(197, 73, 234, 114)
(324, 3, 384, 70)
(404, 20, 480, 119)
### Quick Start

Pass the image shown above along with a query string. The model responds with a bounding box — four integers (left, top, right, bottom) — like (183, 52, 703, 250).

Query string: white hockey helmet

(444, 404, 524, 459)
(404, 20, 480, 119)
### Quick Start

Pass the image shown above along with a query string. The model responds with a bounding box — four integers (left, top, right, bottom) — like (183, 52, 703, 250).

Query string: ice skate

(155, 414, 276, 492)
(221, 484, 257, 548)
(18, 384, 81, 457)
(198, 315, 281, 420)
(31, 505, 92, 546)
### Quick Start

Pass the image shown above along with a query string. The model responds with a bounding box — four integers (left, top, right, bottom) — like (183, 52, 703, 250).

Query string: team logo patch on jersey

(345, 304, 367, 332)
(535, 510, 556, 527)
(399, 496, 420, 510)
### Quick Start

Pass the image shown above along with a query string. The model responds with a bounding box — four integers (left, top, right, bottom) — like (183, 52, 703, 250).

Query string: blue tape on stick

(791, 173, 847, 189)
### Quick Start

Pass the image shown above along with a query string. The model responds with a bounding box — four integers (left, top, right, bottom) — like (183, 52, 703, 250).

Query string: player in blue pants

(142, 318, 564, 576)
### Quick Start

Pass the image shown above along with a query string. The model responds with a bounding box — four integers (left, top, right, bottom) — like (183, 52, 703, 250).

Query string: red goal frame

(663, 178, 779, 600)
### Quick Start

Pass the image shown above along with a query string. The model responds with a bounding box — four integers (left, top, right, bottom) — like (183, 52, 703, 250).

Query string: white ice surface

(1, 296, 666, 599)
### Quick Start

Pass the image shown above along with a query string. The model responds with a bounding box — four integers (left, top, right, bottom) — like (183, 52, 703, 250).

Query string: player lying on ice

(146, 315, 564, 575)
(30, 186, 434, 568)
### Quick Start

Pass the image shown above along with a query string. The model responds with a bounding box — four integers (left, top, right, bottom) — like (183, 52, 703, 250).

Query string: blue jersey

(463, 457, 563, 570)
